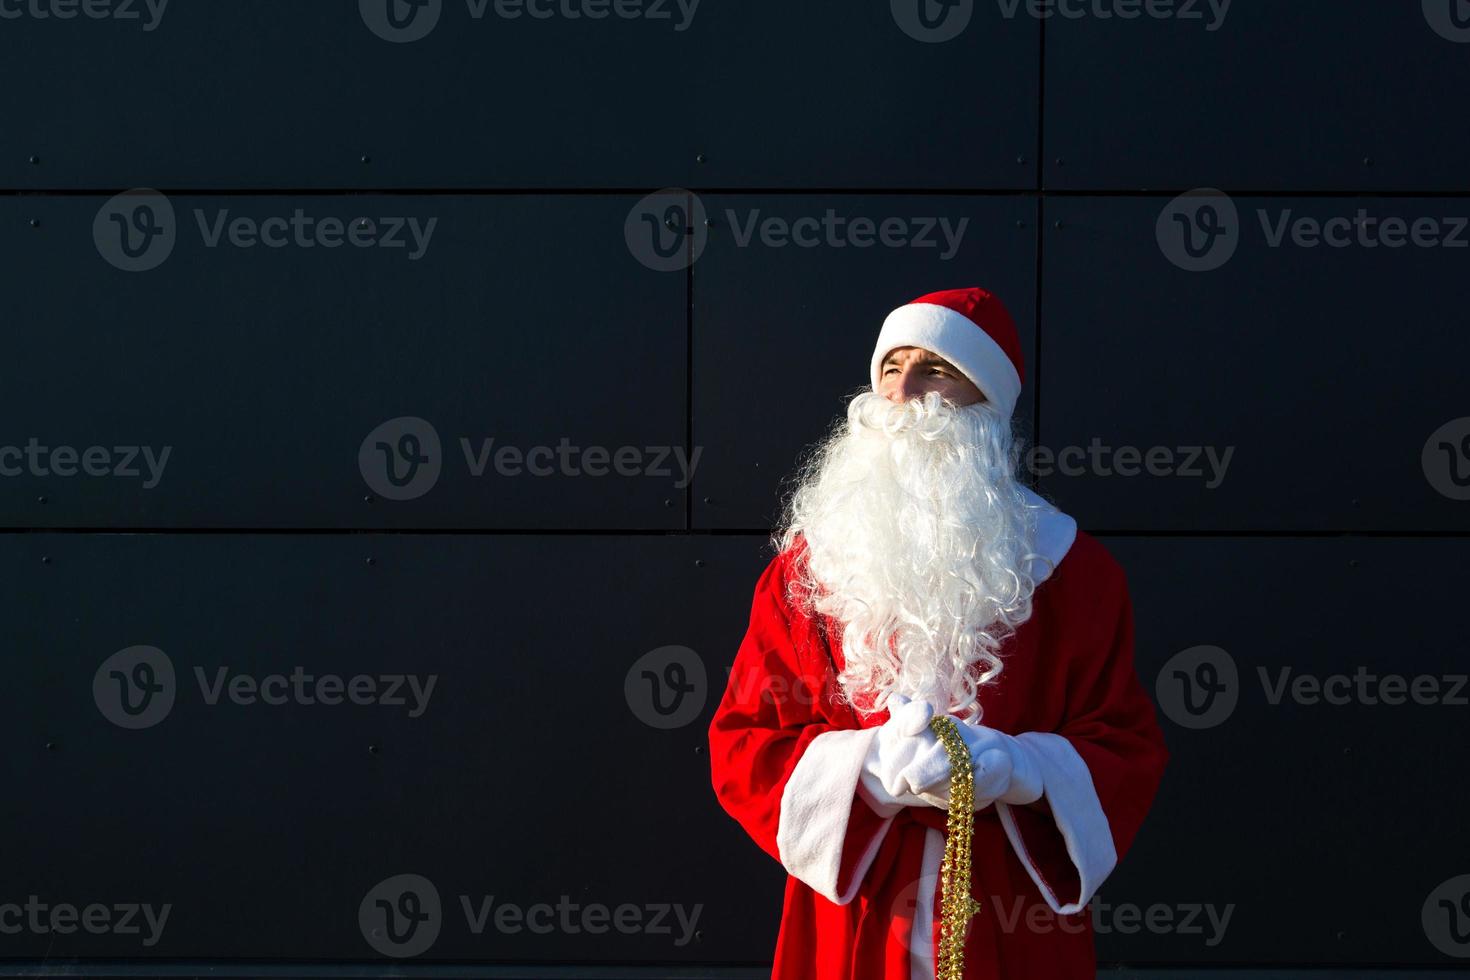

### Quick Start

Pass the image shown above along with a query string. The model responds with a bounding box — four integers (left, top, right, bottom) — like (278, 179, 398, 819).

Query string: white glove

(856, 694, 944, 817)
(900, 716, 1044, 811)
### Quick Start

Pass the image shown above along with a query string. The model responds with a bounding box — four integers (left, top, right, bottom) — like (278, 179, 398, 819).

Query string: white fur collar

(1018, 485, 1078, 584)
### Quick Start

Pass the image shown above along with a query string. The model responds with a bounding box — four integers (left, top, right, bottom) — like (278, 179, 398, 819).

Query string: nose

(886, 367, 927, 404)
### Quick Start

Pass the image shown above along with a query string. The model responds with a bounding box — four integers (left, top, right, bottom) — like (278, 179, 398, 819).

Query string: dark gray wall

(2, 0, 1468, 974)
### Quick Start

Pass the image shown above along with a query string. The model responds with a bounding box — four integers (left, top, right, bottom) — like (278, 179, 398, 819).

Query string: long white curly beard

(773, 389, 1046, 723)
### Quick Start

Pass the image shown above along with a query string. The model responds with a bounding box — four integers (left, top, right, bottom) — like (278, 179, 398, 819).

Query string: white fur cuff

(777, 727, 896, 905)
(995, 732, 1117, 916)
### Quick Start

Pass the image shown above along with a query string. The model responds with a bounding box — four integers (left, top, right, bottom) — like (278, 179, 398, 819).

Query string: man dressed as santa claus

(707, 287, 1170, 979)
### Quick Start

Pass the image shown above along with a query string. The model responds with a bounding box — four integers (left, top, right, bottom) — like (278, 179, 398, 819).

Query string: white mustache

(775, 389, 1039, 720)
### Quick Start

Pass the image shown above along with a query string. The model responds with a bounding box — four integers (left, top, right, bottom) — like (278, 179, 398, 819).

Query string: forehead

(882, 346, 954, 366)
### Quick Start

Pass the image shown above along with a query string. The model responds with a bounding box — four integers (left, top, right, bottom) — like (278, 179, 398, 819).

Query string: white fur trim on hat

(869, 302, 1023, 419)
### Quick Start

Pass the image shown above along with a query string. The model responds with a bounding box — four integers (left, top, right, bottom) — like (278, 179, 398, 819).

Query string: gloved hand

(856, 694, 945, 817)
(900, 715, 1044, 811)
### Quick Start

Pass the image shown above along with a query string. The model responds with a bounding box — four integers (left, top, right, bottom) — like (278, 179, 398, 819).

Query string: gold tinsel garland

(928, 715, 982, 979)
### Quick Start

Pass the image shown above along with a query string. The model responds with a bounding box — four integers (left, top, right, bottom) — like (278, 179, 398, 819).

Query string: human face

(876, 346, 986, 407)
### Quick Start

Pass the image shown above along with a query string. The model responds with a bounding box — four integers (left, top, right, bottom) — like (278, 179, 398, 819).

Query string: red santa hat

(869, 286, 1025, 420)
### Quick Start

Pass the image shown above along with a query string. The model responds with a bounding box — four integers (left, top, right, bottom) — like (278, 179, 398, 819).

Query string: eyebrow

(883, 353, 955, 371)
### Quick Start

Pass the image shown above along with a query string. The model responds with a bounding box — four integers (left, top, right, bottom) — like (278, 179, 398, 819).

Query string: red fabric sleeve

(707, 547, 892, 893)
(1006, 539, 1171, 908)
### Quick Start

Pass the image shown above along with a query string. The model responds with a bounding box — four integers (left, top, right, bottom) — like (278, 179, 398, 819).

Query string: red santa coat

(707, 493, 1170, 979)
